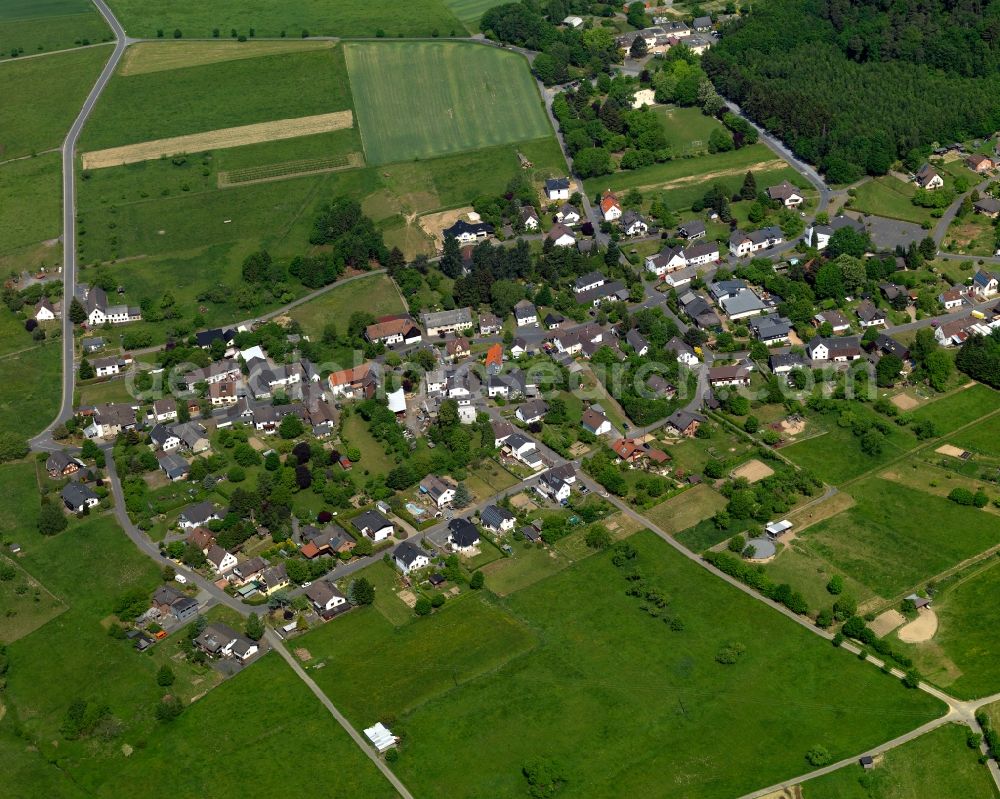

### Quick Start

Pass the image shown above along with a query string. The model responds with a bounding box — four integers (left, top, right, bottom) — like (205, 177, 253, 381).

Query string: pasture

(800, 724, 997, 799)
(0, 340, 61, 437)
(0, 0, 111, 61)
(645, 483, 728, 536)
(951, 412, 1000, 457)
(0, 555, 67, 643)
(0, 151, 62, 255)
(895, 559, 1000, 699)
(81, 45, 353, 150)
(105, 0, 464, 39)
(306, 530, 943, 799)
(799, 478, 1000, 599)
(0, 44, 111, 158)
(340, 411, 398, 478)
(345, 42, 552, 165)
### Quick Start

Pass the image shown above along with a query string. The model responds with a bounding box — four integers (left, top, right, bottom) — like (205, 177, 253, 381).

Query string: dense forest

(704, 0, 1000, 182)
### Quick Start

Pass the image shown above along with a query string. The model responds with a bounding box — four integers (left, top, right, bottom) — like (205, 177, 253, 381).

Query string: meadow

(657, 105, 729, 156)
(800, 724, 998, 799)
(0, 151, 62, 255)
(895, 558, 1000, 699)
(952, 412, 1000, 457)
(81, 45, 353, 151)
(799, 478, 1000, 599)
(445, 0, 509, 30)
(0, 0, 111, 61)
(645, 483, 727, 536)
(345, 42, 552, 165)
(0, 340, 62, 437)
(0, 44, 111, 158)
(289, 272, 405, 340)
(850, 175, 938, 225)
(0, 554, 67, 643)
(304, 530, 943, 799)
(907, 383, 1000, 435)
(106, 0, 464, 39)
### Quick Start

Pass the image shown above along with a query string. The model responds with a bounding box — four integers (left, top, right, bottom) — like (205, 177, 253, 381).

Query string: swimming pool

(405, 502, 426, 518)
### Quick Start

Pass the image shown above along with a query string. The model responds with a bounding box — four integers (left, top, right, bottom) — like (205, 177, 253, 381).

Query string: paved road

(266, 629, 416, 798)
(885, 297, 1000, 335)
(29, 0, 131, 453)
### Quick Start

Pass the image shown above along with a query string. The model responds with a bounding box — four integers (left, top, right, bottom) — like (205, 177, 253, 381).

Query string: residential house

(447, 518, 481, 554)
(509, 337, 528, 358)
(972, 269, 999, 298)
(692, 15, 713, 30)
(300, 524, 355, 558)
(813, 310, 852, 333)
(481, 504, 516, 534)
(232, 557, 266, 586)
(807, 336, 862, 362)
(679, 291, 722, 329)
(186, 527, 215, 552)
(422, 307, 472, 337)
(547, 223, 576, 248)
(548, 462, 577, 485)
(327, 362, 377, 400)
(769, 351, 809, 375)
(79, 285, 141, 326)
(563, 14, 584, 28)
(555, 203, 581, 225)
(46, 451, 83, 478)
(364, 316, 422, 347)
(749, 314, 791, 345)
(425, 369, 447, 395)
(195, 622, 259, 662)
(514, 299, 538, 327)
(61, 483, 99, 513)
(974, 197, 1000, 218)
(600, 190, 622, 222)
(536, 471, 571, 503)
(208, 380, 239, 406)
(719, 287, 768, 320)
(205, 544, 238, 575)
(351, 509, 394, 542)
(81, 337, 105, 354)
(484, 343, 504, 376)
(805, 215, 866, 250)
(479, 312, 503, 336)
(443, 219, 494, 244)
(545, 177, 571, 201)
(914, 164, 944, 190)
(152, 585, 199, 622)
(685, 241, 720, 266)
(939, 287, 967, 309)
(182, 359, 241, 388)
(573, 271, 606, 295)
(516, 398, 549, 424)
(582, 408, 611, 436)
(967, 154, 993, 173)
(875, 333, 910, 361)
(394, 541, 430, 575)
(195, 328, 235, 350)
(544, 312, 565, 329)
(645, 245, 687, 276)
(625, 328, 650, 356)
(420, 475, 456, 509)
(708, 365, 751, 388)
(172, 421, 210, 453)
(855, 300, 887, 328)
(519, 206, 540, 230)
(305, 580, 349, 618)
(729, 227, 783, 257)
(157, 452, 189, 481)
(619, 210, 648, 237)
(666, 336, 699, 366)
(83, 402, 138, 439)
(677, 220, 706, 240)
(34, 297, 56, 322)
(178, 500, 221, 530)
(259, 563, 289, 595)
(503, 432, 543, 468)
(575, 280, 628, 307)
(491, 418, 515, 448)
(150, 397, 177, 423)
(767, 181, 804, 207)
(665, 410, 705, 437)
(646, 374, 676, 398)
(445, 337, 471, 361)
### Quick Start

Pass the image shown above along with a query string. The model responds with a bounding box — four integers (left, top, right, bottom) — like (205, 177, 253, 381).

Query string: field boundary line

(217, 152, 364, 187)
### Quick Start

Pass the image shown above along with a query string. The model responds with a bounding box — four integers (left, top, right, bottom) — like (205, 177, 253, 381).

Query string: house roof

(46, 451, 78, 472)
(678, 219, 706, 236)
(156, 452, 189, 477)
(547, 223, 575, 242)
(447, 517, 480, 547)
(443, 219, 494, 238)
(517, 398, 549, 419)
(709, 365, 751, 382)
(421, 307, 472, 329)
(749, 314, 791, 339)
(667, 410, 705, 432)
(395, 540, 427, 567)
(600, 190, 620, 214)
(481, 504, 516, 530)
(625, 329, 649, 352)
(327, 362, 374, 388)
(545, 177, 570, 191)
(187, 527, 214, 550)
(179, 500, 219, 526)
(582, 408, 609, 431)
(351, 509, 391, 533)
(766, 181, 802, 201)
(206, 544, 233, 568)
(856, 300, 885, 322)
(305, 580, 345, 607)
(574, 271, 606, 290)
(684, 241, 719, 259)
(365, 316, 419, 341)
(574, 280, 627, 306)
(446, 337, 470, 356)
(514, 299, 537, 318)
(420, 474, 455, 502)
(974, 197, 1000, 214)
(61, 482, 97, 507)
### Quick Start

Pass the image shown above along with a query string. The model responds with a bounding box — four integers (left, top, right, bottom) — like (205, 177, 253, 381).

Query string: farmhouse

(766, 181, 804, 207)
(447, 517, 481, 554)
(83, 403, 138, 439)
(46, 451, 83, 478)
(545, 177, 571, 201)
(443, 219, 494, 244)
(79, 285, 141, 326)
(394, 540, 430, 575)
(364, 316, 422, 346)
(327, 362, 377, 400)
(422, 307, 472, 337)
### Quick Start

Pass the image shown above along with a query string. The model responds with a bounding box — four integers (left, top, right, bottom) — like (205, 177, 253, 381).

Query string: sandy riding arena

(731, 459, 775, 483)
(870, 609, 906, 638)
(891, 393, 920, 411)
(82, 110, 354, 169)
(897, 608, 938, 643)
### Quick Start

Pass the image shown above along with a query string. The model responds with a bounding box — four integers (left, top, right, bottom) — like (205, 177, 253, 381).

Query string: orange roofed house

(364, 316, 423, 347)
(600, 190, 622, 222)
(327, 363, 377, 400)
(485, 343, 503, 375)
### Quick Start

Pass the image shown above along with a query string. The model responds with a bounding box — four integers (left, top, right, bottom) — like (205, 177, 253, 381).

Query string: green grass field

(0, 303, 42, 356)
(657, 105, 729, 156)
(289, 272, 405, 340)
(106, 0, 464, 39)
(340, 411, 398, 477)
(303, 530, 943, 798)
(783, 402, 920, 485)
(762, 539, 877, 614)
(0, 340, 61, 437)
(896, 559, 1000, 699)
(0, 0, 111, 61)
(800, 478, 1000, 599)
(345, 42, 551, 166)
(445, 0, 509, 29)
(908, 383, 1000, 435)
(0, 44, 111, 158)
(0, 554, 67, 643)
(850, 176, 937, 225)
(646, 483, 728, 536)
(801, 724, 998, 798)
(952, 413, 1000, 457)
(81, 45, 353, 150)
(0, 151, 62, 255)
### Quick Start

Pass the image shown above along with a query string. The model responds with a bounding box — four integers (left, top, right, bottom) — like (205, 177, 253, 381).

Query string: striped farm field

(345, 41, 552, 166)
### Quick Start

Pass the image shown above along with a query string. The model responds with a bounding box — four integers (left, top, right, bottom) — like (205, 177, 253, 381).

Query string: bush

(806, 745, 832, 767)
(414, 597, 432, 616)
(948, 487, 975, 506)
(469, 570, 485, 589)
(826, 575, 844, 595)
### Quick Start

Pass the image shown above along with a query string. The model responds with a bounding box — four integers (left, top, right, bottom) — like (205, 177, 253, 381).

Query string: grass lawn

(657, 105, 728, 156)
(289, 272, 405, 340)
(943, 214, 998, 258)
(0, 44, 111, 158)
(337, 559, 413, 627)
(345, 41, 551, 166)
(800, 724, 998, 799)
(340, 411, 397, 477)
(0, 554, 68, 643)
(81, 45, 353, 151)
(799, 478, 1000, 599)
(952, 413, 1000, 457)
(310, 530, 943, 798)
(78, 377, 135, 406)
(762, 540, 876, 615)
(463, 461, 519, 502)
(908, 383, 1000, 435)
(645, 483, 727, 536)
(0, 307, 40, 357)
(0, 152, 62, 257)
(481, 541, 571, 596)
(0, 461, 42, 541)
(445, 0, 509, 29)
(782, 401, 919, 485)
(0, 340, 62, 438)
(850, 176, 936, 225)
(0, 0, 111, 62)
(106, 0, 464, 38)
(894, 558, 1000, 699)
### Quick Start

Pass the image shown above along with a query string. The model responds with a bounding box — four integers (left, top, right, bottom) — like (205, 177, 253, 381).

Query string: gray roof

(179, 500, 219, 526)
(61, 482, 98, 507)
(421, 307, 472, 329)
(667, 410, 705, 431)
(721, 289, 767, 317)
(447, 517, 480, 547)
(517, 398, 549, 419)
(157, 452, 189, 478)
(481, 504, 516, 530)
(351, 509, 392, 534)
(749, 314, 791, 340)
(626, 329, 649, 353)
(574, 271, 607, 290)
(395, 540, 427, 567)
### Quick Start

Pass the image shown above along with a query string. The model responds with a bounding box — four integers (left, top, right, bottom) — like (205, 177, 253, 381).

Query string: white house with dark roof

(514, 299, 538, 327)
(419, 475, 456, 509)
(481, 504, 516, 533)
(394, 541, 430, 575)
(516, 398, 548, 424)
(545, 177, 571, 201)
(351, 509, 394, 541)
(447, 518, 481, 554)
(61, 483, 100, 513)
(206, 544, 238, 575)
